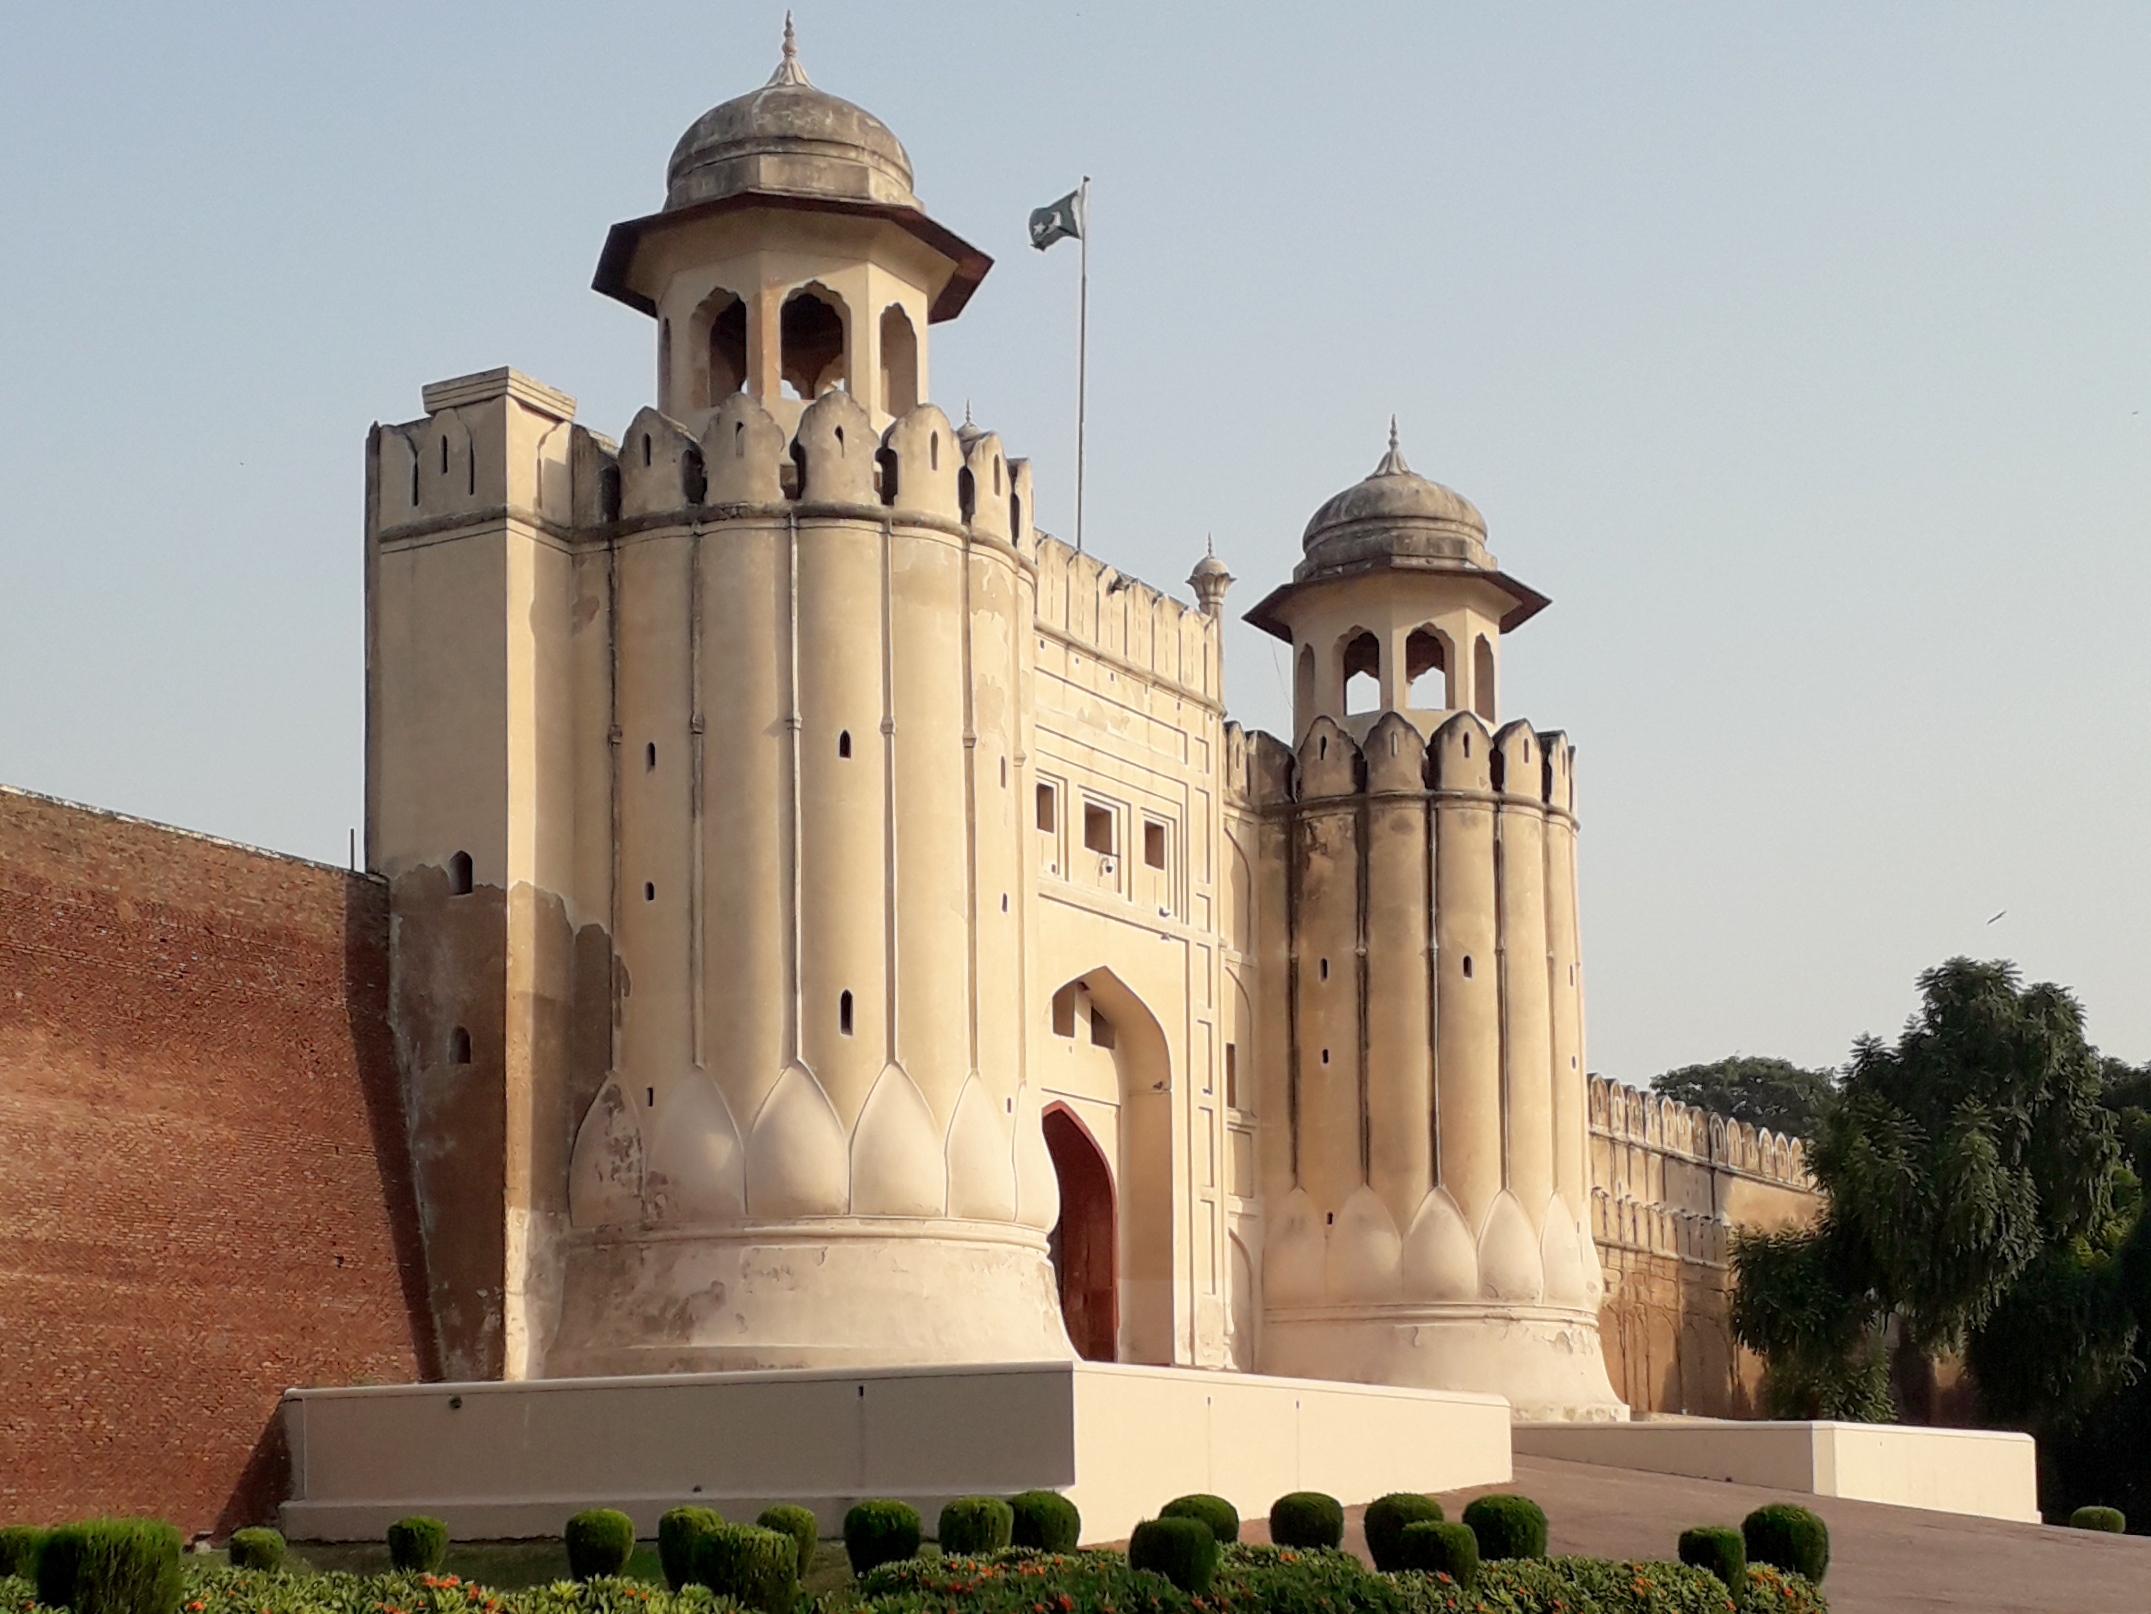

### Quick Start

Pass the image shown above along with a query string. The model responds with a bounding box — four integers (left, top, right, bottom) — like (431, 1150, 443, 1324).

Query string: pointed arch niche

(878, 303, 919, 417)
(781, 283, 849, 400)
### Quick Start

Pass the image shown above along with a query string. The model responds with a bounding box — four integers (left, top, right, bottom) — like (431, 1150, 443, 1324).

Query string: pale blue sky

(2, 3, 2146, 1080)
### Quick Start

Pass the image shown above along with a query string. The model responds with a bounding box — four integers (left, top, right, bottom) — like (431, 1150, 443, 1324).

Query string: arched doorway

(1042, 1103, 1116, 1361)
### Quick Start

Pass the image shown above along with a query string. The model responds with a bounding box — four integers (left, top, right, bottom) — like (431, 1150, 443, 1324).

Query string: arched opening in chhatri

(1042, 1102, 1116, 1361)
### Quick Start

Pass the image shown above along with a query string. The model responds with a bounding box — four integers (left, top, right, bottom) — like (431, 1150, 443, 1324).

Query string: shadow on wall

(214, 1411, 291, 1536)
(342, 874, 440, 1381)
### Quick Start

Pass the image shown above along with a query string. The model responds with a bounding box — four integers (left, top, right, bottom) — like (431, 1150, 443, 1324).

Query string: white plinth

(1513, 1419, 2039, 1522)
(282, 1361, 1513, 1544)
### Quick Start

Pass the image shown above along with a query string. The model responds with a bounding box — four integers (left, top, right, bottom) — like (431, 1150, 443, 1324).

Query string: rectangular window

(1143, 820, 1167, 870)
(1089, 1008, 1116, 1049)
(1225, 1042, 1238, 1110)
(1084, 803, 1115, 856)
(1036, 783, 1057, 833)
(1052, 983, 1077, 1038)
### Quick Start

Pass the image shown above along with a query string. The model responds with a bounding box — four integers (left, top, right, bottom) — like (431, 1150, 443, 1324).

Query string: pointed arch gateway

(1039, 966, 1175, 1364)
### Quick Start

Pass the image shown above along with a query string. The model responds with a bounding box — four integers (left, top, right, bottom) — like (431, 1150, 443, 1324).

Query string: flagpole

(1075, 175, 1089, 553)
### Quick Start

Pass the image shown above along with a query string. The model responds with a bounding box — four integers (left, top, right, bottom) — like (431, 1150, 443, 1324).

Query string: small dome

(666, 20, 916, 212)
(1299, 420, 1491, 577)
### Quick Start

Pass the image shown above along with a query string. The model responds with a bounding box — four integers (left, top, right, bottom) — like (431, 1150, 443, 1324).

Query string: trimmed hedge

(2069, 1505, 2126, 1533)
(754, 1506, 819, 1579)
(564, 1510, 635, 1582)
(1266, 1493, 1344, 1551)
(1397, 1519, 1477, 1590)
(223, 1531, 284, 1575)
(36, 1519, 183, 1614)
(1742, 1503, 1829, 1584)
(1007, 1492, 1081, 1555)
(0, 1533, 45, 1581)
(1674, 1526, 1743, 1598)
(1128, 1517, 1218, 1595)
(691, 1523, 795, 1614)
(385, 1518, 447, 1575)
(938, 1498, 1013, 1557)
(1461, 1494, 1547, 1562)
(658, 1507, 724, 1593)
(1362, 1495, 1443, 1572)
(843, 1500, 921, 1576)
(1158, 1495, 1239, 1545)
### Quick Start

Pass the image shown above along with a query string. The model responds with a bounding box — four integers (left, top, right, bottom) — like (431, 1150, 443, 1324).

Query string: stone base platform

(280, 1361, 1513, 1544)
(1513, 1417, 2038, 1522)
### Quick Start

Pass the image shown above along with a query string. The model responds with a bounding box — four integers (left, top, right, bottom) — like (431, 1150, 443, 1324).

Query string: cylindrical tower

(550, 31, 1065, 1373)
(1242, 430, 1624, 1421)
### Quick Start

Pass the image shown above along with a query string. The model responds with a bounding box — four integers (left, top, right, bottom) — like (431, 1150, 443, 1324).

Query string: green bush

(1396, 1519, 1477, 1590)
(1742, 1503, 1828, 1584)
(223, 1531, 284, 1574)
(1158, 1494, 1239, 1545)
(1741, 1562, 1829, 1613)
(2069, 1504, 2126, 1533)
(843, 1500, 921, 1576)
(1006, 1492, 1080, 1554)
(937, 1498, 1013, 1556)
(1362, 1494, 1443, 1572)
(1461, 1494, 1547, 1561)
(385, 1518, 448, 1575)
(0, 1531, 45, 1581)
(36, 1519, 184, 1614)
(691, 1523, 795, 1614)
(1675, 1525, 1743, 1597)
(1127, 1517, 1218, 1595)
(1266, 1492, 1343, 1550)
(754, 1506, 818, 1579)
(563, 1510, 635, 1582)
(658, 1507, 724, 1593)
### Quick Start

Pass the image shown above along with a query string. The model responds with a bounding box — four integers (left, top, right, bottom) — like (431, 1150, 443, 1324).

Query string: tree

(1730, 958, 2123, 1424)
(1651, 1055, 1837, 1140)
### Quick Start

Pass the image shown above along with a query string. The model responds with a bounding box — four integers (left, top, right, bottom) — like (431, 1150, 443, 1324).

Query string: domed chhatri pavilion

(361, 24, 1627, 1427)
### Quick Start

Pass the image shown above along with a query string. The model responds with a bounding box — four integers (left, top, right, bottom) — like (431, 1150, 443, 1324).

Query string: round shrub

(1158, 1495, 1239, 1545)
(1128, 1516, 1218, 1595)
(37, 1519, 184, 1614)
(658, 1506, 724, 1592)
(755, 1505, 819, 1579)
(1397, 1519, 1478, 1591)
(1461, 1494, 1547, 1561)
(692, 1522, 796, 1614)
(1363, 1493, 1443, 1572)
(937, 1497, 1013, 1556)
(1267, 1491, 1344, 1550)
(1743, 1503, 1829, 1584)
(386, 1516, 447, 1574)
(2070, 1505, 2126, 1533)
(225, 1528, 285, 1573)
(1007, 1491, 1080, 1554)
(0, 1529, 47, 1580)
(1676, 1525, 1745, 1597)
(843, 1500, 922, 1576)
(564, 1509, 635, 1582)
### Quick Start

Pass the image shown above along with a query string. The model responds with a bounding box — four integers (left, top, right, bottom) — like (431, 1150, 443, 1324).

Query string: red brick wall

(0, 787, 433, 1536)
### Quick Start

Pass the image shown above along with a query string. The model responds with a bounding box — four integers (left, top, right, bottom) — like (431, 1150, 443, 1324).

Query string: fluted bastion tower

(367, 29, 1068, 1377)
(362, 26, 1623, 1419)
(1239, 431, 1625, 1420)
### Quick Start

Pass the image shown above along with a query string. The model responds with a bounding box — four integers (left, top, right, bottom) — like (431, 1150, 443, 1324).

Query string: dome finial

(767, 10, 811, 86)
(1374, 414, 1411, 477)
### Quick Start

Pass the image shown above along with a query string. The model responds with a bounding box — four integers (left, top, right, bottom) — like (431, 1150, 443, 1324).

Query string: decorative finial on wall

(1188, 532, 1235, 618)
(768, 11, 811, 86)
(1374, 414, 1412, 477)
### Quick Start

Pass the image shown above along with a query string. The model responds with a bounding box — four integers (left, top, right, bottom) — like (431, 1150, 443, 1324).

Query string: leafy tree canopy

(1651, 1055, 1837, 1139)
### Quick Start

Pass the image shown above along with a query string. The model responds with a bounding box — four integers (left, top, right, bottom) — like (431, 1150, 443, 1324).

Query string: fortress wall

(1586, 1076, 1822, 1416)
(0, 787, 429, 1535)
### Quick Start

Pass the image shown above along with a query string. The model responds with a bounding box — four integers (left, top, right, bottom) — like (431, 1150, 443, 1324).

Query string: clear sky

(1, 2, 2145, 1082)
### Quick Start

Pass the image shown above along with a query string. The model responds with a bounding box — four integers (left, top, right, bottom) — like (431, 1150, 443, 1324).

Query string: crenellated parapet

(1032, 537, 1221, 707)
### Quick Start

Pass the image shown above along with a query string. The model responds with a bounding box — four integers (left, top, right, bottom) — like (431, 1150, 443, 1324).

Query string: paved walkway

(1235, 1455, 2151, 1614)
